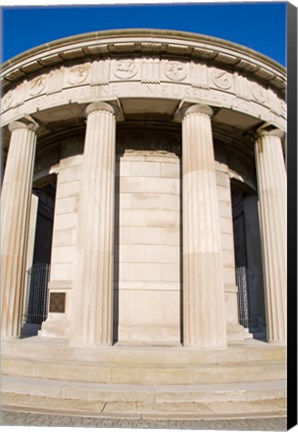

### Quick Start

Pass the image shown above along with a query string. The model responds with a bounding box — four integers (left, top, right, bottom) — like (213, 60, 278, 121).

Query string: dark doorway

(231, 180, 266, 340)
(21, 178, 56, 337)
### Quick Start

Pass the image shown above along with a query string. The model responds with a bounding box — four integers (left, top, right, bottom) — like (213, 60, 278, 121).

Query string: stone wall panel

(116, 150, 181, 343)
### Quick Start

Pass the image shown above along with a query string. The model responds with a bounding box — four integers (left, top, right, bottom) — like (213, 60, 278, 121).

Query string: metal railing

(23, 263, 50, 325)
(236, 266, 257, 329)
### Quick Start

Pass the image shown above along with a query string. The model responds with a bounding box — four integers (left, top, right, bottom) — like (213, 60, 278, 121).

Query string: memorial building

(1, 30, 287, 417)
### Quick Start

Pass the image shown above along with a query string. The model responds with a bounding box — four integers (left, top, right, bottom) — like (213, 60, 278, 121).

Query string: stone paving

(0, 409, 287, 430)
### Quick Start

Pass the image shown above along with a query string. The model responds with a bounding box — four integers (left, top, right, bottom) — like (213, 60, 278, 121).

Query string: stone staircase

(1, 337, 287, 419)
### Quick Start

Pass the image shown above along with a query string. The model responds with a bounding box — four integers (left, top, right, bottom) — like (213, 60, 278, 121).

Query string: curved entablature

(1, 29, 286, 160)
(0, 30, 286, 137)
(1, 29, 286, 94)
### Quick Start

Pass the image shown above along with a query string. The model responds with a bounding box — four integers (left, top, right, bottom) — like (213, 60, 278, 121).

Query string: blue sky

(1, 2, 287, 65)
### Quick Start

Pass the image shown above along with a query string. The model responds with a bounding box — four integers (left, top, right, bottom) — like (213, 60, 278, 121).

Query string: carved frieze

(250, 82, 267, 104)
(29, 75, 47, 96)
(267, 88, 281, 115)
(280, 100, 287, 118)
(90, 60, 110, 85)
(11, 82, 28, 107)
(234, 73, 251, 101)
(67, 64, 89, 85)
(141, 58, 160, 84)
(211, 68, 233, 90)
(190, 63, 209, 89)
(2, 90, 13, 110)
(163, 61, 187, 82)
(47, 67, 64, 95)
(113, 60, 138, 79)
(1, 55, 285, 133)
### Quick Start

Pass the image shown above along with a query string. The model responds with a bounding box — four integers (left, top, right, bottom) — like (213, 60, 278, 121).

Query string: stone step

(2, 355, 286, 385)
(1, 337, 286, 366)
(1, 375, 286, 419)
(1, 375, 286, 403)
(1, 338, 287, 419)
(1, 337, 286, 385)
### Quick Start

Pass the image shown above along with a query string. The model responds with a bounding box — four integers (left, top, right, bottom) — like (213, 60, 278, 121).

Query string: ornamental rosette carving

(211, 69, 233, 90)
(250, 82, 267, 103)
(29, 76, 47, 96)
(2, 90, 13, 110)
(67, 65, 89, 85)
(163, 61, 187, 82)
(113, 60, 138, 79)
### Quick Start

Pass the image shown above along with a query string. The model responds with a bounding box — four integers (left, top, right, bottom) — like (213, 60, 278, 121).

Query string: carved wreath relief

(251, 82, 267, 103)
(29, 76, 47, 95)
(163, 61, 187, 81)
(2, 91, 13, 110)
(67, 65, 89, 85)
(113, 60, 138, 79)
(211, 69, 233, 90)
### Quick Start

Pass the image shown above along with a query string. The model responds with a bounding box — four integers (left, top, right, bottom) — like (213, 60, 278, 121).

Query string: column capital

(181, 103, 213, 119)
(256, 127, 284, 140)
(85, 101, 118, 117)
(8, 119, 39, 134)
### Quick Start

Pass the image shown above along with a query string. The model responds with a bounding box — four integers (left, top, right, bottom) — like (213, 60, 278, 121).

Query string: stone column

(181, 104, 227, 349)
(255, 128, 286, 343)
(70, 102, 116, 346)
(1, 120, 38, 338)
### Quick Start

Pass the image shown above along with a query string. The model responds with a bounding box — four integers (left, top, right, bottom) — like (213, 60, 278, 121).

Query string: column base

(183, 341, 227, 350)
(0, 335, 22, 342)
(68, 340, 113, 348)
(227, 322, 253, 342)
(266, 339, 287, 345)
(39, 315, 70, 339)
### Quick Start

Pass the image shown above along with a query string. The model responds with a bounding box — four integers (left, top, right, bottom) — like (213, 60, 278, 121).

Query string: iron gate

(236, 266, 257, 329)
(23, 263, 50, 325)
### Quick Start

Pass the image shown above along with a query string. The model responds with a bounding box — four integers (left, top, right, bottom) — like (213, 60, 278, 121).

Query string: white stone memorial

(0, 30, 287, 417)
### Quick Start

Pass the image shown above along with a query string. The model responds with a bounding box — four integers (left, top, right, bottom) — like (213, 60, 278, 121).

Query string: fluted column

(182, 104, 227, 349)
(255, 129, 286, 343)
(70, 102, 116, 346)
(1, 120, 38, 338)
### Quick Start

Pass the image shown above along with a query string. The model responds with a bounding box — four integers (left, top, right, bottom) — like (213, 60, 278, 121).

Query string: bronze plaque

(49, 292, 66, 313)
